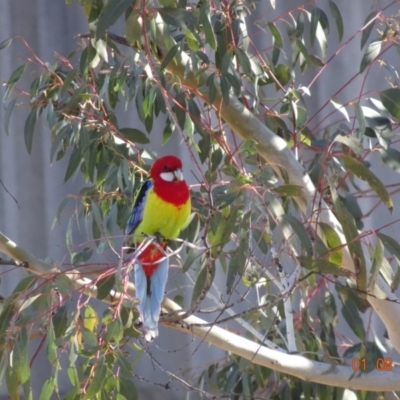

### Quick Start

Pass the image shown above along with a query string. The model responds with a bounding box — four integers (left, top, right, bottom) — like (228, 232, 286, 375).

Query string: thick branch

(165, 313, 400, 391)
(0, 231, 122, 302)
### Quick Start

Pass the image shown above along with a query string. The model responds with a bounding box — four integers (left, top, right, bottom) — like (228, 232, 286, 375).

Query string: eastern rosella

(125, 155, 191, 341)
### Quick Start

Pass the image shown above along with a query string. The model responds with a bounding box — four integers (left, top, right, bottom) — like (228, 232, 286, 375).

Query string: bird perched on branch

(125, 155, 191, 341)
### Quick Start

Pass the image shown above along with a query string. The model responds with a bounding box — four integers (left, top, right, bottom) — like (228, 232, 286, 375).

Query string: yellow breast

(134, 187, 191, 240)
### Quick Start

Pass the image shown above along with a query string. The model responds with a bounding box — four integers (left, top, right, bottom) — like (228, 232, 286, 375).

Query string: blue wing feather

(125, 179, 153, 236)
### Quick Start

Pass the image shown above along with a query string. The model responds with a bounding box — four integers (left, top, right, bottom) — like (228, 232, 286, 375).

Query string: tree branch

(165, 313, 400, 391)
(0, 231, 122, 303)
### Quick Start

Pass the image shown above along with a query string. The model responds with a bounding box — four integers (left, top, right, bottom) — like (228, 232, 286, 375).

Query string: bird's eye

(163, 165, 169, 171)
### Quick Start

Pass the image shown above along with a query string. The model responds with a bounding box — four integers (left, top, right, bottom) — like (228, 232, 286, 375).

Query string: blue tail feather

(134, 258, 169, 341)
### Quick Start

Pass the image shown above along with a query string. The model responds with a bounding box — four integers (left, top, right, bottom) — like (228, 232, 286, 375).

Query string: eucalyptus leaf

(360, 11, 379, 49)
(0, 38, 12, 51)
(96, 0, 133, 41)
(333, 134, 363, 155)
(24, 108, 37, 154)
(298, 256, 353, 278)
(328, 0, 343, 40)
(360, 40, 381, 73)
(380, 88, 400, 120)
(4, 64, 26, 99)
(119, 128, 150, 144)
(191, 259, 215, 307)
(379, 148, 400, 173)
(82, 356, 107, 400)
(342, 155, 393, 212)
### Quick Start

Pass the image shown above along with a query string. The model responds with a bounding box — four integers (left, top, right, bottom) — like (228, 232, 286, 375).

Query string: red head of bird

(150, 155, 190, 206)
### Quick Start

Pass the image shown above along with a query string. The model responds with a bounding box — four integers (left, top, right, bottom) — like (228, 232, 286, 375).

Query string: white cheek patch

(160, 172, 175, 182)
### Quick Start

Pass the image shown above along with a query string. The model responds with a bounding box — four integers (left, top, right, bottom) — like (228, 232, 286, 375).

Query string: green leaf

(96, 274, 115, 300)
(208, 207, 239, 253)
(268, 22, 283, 65)
(4, 64, 26, 99)
(0, 38, 12, 51)
(279, 215, 313, 256)
(105, 316, 123, 342)
(39, 376, 56, 400)
(84, 305, 99, 332)
(72, 247, 93, 266)
(40, 376, 58, 400)
(391, 263, 400, 292)
(330, 97, 349, 122)
(160, 43, 179, 70)
(96, 0, 133, 40)
(54, 197, 70, 226)
(271, 184, 302, 197)
(318, 222, 343, 266)
(61, 69, 76, 94)
(379, 147, 400, 173)
(6, 365, 19, 400)
(158, 7, 197, 29)
(66, 85, 88, 110)
(227, 231, 249, 292)
(200, 4, 216, 50)
(162, 119, 174, 144)
(369, 238, 383, 289)
(353, 103, 366, 138)
(0, 303, 13, 356)
(207, 73, 217, 103)
(220, 76, 231, 105)
(298, 256, 353, 277)
(252, 229, 270, 254)
(4, 98, 16, 136)
(377, 232, 400, 261)
(64, 145, 82, 182)
(360, 40, 381, 73)
(328, 0, 343, 41)
(310, 8, 328, 46)
(45, 322, 58, 366)
(116, 351, 133, 378)
(12, 327, 30, 384)
(191, 259, 215, 307)
(183, 247, 202, 272)
(333, 133, 363, 155)
(274, 64, 291, 88)
(119, 377, 138, 400)
(12, 276, 37, 295)
(338, 292, 366, 341)
(331, 184, 367, 295)
(52, 305, 68, 338)
(234, 47, 252, 76)
(361, 11, 379, 49)
(24, 108, 37, 154)
(67, 365, 79, 388)
(173, 91, 187, 130)
(342, 155, 393, 212)
(380, 88, 400, 120)
(82, 357, 107, 400)
(18, 295, 41, 312)
(50, 124, 73, 162)
(91, 201, 103, 235)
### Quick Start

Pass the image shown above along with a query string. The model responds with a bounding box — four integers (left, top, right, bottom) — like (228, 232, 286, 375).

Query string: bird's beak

(173, 168, 183, 181)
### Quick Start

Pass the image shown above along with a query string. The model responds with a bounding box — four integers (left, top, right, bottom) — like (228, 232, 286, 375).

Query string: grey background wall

(0, 0, 399, 398)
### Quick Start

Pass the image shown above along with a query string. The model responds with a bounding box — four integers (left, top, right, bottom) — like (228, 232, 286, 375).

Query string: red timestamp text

(351, 357, 393, 371)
